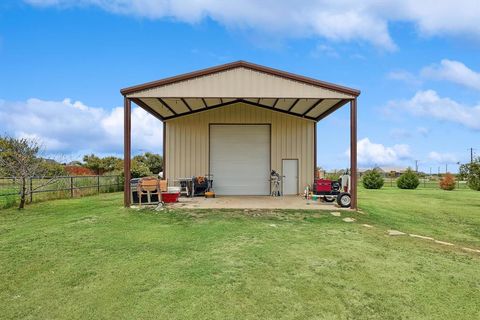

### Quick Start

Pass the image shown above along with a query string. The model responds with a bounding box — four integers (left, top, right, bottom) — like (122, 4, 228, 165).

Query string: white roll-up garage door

(210, 125, 270, 195)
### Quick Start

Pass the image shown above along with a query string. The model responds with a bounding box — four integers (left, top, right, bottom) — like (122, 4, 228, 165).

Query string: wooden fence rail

(0, 175, 123, 208)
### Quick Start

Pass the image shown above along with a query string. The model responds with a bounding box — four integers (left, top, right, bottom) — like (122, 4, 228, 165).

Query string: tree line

(80, 153, 163, 178)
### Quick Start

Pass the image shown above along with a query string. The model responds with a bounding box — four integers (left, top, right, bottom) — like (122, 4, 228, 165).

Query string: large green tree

(101, 156, 123, 173)
(133, 152, 163, 174)
(81, 153, 159, 178)
(82, 154, 122, 175)
(82, 154, 103, 174)
(459, 157, 480, 191)
(130, 159, 152, 178)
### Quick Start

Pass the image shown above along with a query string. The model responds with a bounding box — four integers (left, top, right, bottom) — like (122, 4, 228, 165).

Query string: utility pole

(445, 163, 448, 174)
(469, 147, 475, 163)
(415, 160, 419, 172)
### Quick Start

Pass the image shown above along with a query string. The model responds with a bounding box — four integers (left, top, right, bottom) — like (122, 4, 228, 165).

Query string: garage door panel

(210, 125, 270, 195)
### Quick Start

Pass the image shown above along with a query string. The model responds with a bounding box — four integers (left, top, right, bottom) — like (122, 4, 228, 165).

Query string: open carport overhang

(120, 61, 360, 208)
(121, 60, 359, 122)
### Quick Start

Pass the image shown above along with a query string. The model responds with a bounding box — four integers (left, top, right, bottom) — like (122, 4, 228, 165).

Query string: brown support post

(162, 121, 166, 179)
(314, 123, 317, 180)
(350, 99, 358, 209)
(124, 97, 132, 207)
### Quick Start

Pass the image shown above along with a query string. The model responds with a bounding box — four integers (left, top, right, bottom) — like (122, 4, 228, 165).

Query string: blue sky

(1, 1, 479, 172)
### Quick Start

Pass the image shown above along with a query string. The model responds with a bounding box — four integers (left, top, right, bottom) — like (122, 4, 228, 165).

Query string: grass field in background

(1, 190, 479, 319)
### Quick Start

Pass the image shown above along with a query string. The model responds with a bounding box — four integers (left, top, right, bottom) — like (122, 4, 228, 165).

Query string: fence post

(29, 178, 33, 203)
(97, 175, 100, 194)
(70, 176, 74, 198)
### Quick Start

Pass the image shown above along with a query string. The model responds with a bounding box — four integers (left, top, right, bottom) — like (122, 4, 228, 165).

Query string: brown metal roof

(120, 60, 360, 96)
(121, 61, 359, 122)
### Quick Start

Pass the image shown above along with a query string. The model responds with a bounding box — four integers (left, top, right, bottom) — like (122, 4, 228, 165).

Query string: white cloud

(428, 151, 458, 164)
(346, 138, 411, 166)
(416, 126, 430, 137)
(310, 44, 340, 59)
(389, 128, 411, 140)
(421, 59, 480, 91)
(388, 127, 429, 140)
(0, 98, 163, 158)
(387, 90, 480, 130)
(387, 70, 422, 86)
(388, 59, 480, 90)
(24, 0, 480, 51)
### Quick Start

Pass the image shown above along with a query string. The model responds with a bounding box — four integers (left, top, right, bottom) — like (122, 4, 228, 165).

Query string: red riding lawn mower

(313, 172, 352, 208)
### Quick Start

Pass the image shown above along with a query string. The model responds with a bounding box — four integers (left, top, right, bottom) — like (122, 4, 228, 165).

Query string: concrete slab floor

(167, 195, 352, 210)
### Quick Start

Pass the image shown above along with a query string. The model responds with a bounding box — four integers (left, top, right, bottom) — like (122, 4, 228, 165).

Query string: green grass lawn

(358, 186, 480, 247)
(1, 190, 479, 319)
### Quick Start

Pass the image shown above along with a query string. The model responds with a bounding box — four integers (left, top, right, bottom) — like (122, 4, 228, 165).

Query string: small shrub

(1, 194, 18, 209)
(439, 173, 456, 191)
(362, 169, 384, 189)
(397, 168, 420, 189)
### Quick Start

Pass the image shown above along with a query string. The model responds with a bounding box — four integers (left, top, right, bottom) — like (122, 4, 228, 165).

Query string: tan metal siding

(166, 102, 314, 192)
(129, 67, 354, 99)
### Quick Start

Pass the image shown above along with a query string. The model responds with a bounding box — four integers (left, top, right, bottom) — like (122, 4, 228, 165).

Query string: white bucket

(168, 186, 181, 193)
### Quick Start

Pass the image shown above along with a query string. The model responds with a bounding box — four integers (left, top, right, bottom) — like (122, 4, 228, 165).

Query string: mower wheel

(323, 196, 335, 202)
(337, 193, 351, 208)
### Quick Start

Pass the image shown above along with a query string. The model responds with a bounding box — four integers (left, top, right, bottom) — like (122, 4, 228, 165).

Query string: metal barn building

(121, 61, 360, 208)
